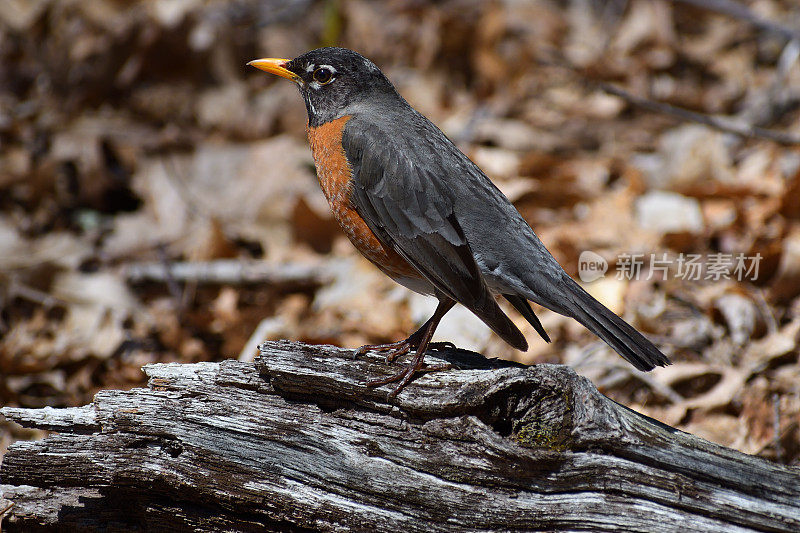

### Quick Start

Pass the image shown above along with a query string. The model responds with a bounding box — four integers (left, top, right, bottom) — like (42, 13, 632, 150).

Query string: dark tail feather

(485, 306, 529, 352)
(504, 294, 550, 343)
(469, 295, 529, 352)
(561, 278, 670, 371)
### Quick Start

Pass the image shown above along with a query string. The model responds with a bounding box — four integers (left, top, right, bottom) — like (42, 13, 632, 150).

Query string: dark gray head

(249, 47, 400, 126)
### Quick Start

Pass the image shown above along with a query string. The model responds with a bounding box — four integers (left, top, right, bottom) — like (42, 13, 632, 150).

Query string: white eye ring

(312, 66, 335, 84)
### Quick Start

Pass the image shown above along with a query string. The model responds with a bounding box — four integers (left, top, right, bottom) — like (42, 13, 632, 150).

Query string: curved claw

(366, 361, 453, 397)
(366, 363, 417, 398)
(356, 339, 413, 362)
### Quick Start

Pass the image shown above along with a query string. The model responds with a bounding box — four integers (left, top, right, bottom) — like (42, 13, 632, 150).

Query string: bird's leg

(356, 310, 455, 363)
(366, 298, 455, 397)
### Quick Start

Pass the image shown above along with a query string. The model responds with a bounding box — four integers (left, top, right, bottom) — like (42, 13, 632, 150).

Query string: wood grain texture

(1, 341, 799, 532)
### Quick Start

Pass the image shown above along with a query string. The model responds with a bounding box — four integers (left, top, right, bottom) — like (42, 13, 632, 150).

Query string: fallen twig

(673, 0, 800, 43)
(122, 259, 332, 289)
(596, 81, 800, 145)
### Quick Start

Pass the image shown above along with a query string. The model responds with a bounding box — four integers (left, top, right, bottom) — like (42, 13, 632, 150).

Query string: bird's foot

(356, 339, 455, 363)
(356, 338, 413, 363)
(366, 360, 452, 398)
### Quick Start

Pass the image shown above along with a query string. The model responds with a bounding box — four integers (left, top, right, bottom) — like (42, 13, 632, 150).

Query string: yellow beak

(247, 58, 298, 81)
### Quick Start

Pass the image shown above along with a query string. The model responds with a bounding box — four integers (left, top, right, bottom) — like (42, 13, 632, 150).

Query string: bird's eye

(313, 67, 334, 84)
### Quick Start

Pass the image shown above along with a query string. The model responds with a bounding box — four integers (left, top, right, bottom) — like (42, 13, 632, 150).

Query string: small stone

(635, 191, 704, 234)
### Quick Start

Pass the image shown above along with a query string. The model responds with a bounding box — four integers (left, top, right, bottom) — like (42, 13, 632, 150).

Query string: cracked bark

(1, 341, 799, 532)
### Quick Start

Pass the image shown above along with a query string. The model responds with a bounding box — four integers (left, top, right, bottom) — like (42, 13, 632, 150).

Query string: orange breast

(306, 115, 419, 280)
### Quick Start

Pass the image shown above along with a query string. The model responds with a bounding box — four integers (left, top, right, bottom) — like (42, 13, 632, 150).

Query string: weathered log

(1, 341, 799, 532)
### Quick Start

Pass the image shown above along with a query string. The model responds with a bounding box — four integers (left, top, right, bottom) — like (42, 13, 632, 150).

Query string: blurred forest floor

(1, 0, 800, 466)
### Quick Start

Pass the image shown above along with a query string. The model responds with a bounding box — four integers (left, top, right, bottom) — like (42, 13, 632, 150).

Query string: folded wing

(342, 120, 527, 351)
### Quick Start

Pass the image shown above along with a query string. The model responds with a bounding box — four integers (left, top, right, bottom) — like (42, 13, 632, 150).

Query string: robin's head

(248, 47, 398, 127)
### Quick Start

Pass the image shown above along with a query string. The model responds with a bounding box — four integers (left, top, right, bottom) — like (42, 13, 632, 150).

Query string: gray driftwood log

(1, 340, 799, 532)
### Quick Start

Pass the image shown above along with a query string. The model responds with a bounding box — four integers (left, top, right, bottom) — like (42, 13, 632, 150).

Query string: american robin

(249, 47, 670, 396)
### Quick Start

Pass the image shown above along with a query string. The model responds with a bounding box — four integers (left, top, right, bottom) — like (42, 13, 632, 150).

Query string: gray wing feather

(342, 119, 527, 351)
